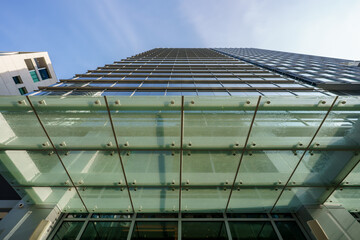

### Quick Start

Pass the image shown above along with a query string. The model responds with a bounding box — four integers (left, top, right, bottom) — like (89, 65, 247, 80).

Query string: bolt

(115, 100, 121, 105)
(341, 100, 346, 104)
(246, 100, 251, 104)
(124, 141, 129, 147)
(107, 142, 112, 147)
(94, 100, 101, 105)
(266, 100, 271, 104)
(170, 100, 175, 104)
(191, 100, 195, 104)
(188, 142, 192, 147)
(171, 141, 175, 147)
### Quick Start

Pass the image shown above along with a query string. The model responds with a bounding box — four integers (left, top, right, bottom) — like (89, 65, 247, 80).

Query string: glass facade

(1, 48, 360, 240)
(48, 213, 307, 240)
(215, 48, 360, 96)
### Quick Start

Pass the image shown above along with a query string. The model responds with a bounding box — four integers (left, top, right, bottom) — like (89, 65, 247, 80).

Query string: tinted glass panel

(81, 221, 130, 239)
(275, 221, 307, 240)
(52, 221, 83, 240)
(131, 221, 177, 240)
(182, 221, 228, 240)
(229, 221, 278, 240)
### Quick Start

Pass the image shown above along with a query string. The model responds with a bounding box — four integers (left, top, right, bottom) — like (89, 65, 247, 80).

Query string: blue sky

(1, 0, 359, 79)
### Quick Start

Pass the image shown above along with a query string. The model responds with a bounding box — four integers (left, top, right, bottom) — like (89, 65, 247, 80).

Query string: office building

(0, 52, 57, 95)
(0, 48, 359, 240)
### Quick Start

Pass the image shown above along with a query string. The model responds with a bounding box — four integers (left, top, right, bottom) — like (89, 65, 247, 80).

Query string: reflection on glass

(182, 221, 228, 240)
(276, 221, 306, 240)
(181, 187, 229, 212)
(131, 221, 177, 240)
(52, 221, 83, 240)
(229, 221, 277, 240)
(81, 221, 130, 239)
(182, 151, 238, 186)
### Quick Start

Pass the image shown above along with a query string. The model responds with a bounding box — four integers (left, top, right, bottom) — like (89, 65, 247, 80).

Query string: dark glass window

(229, 222, 278, 240)
(39, 68, 51, 80)
(18, 87, 28, 95)
(275, 221, 307, 240)
(52, 221, 83, 240)
(12, 76, 22, 84)
(182, 222, 228, 240)
(81, 221, 130, 239)
(131, 221, 177, 240)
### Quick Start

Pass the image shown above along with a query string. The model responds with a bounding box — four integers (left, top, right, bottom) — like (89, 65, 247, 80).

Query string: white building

(0, 52, 57, 95)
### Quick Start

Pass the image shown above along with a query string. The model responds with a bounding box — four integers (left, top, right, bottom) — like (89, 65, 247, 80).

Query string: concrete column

(296, 204, 360, 240)
(0, 200, 61, 240)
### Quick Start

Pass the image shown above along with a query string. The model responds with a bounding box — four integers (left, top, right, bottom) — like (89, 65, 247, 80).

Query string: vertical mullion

(104, 96, 135, 213)
(126, 213, 137, 240)
(75, 214, 91, 240)
(47, 213, 67, 239)
(268, 213, 283, 240)
(223, 212, 233, 240)
(178, 212, 182, 240)
(26, 96, 89, 213)
(179, 96, 184, 213)
(270, 96, 338, 213)
(225, 96, 262, 212)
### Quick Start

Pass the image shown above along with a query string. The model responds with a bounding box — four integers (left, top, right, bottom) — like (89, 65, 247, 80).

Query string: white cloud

(180, 0, 360, 60)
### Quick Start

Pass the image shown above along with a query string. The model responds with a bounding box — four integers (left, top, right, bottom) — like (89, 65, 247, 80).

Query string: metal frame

(48, 212, 311, 240)
(104, 96, 135, 213)
(225, 96, 262, 211)
(270, 96, 339, 212)
(26, 96, 89, 213)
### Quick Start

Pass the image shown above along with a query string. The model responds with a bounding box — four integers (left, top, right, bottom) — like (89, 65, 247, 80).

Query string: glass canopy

(0, 95, 359, 213)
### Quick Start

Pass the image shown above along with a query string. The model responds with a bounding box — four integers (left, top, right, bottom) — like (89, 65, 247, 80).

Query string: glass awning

(0, 95, 359, 213)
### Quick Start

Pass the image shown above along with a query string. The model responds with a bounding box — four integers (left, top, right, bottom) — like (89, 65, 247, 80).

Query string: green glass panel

(183, 97, 257, 149)
(229, 221, 278, 240)
(0, 150, 69, 186)
(275, 221, 307, 240)
(81, 221, 130, 239)
(131, 221, 177, 240)
(326, 188, 360, 211)
(0, 96, 50, 150)
(228, 188, 280, 213)
(60, 151, 125, 186)
(107, 96, 181, 150)
(236, 151, 300, 186)
(29, 96, 114, 149)
(181, 187, 229, 212)
(182, 221, 228, 240)
(30, 70, 40, 82)
(52, 221, 83, 240)
(182, 151, 238, 186)
(290, 151, 356, 187)
(273, 187, 330, 212)
(122, 151, 179, 186)
(18, 187, 86, 212)
(342, 157, 360, 186)
(131, 187, 179, 212)
(311, 97, 360, 149)
(248, 96, 334, 149)
(78, 187, 132, 213)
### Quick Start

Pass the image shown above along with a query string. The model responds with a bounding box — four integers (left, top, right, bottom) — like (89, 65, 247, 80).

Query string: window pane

(275, 221, 307, 240)
(81, 221, 130, 240)
(131, 221, 177, 240)
(229, 221, 278, 240)
(182, 221, 228, 240)
(52, 221, 83, 240)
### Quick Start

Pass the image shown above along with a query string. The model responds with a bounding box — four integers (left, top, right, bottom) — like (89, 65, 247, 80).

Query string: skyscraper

(0, 48, 359, 240)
